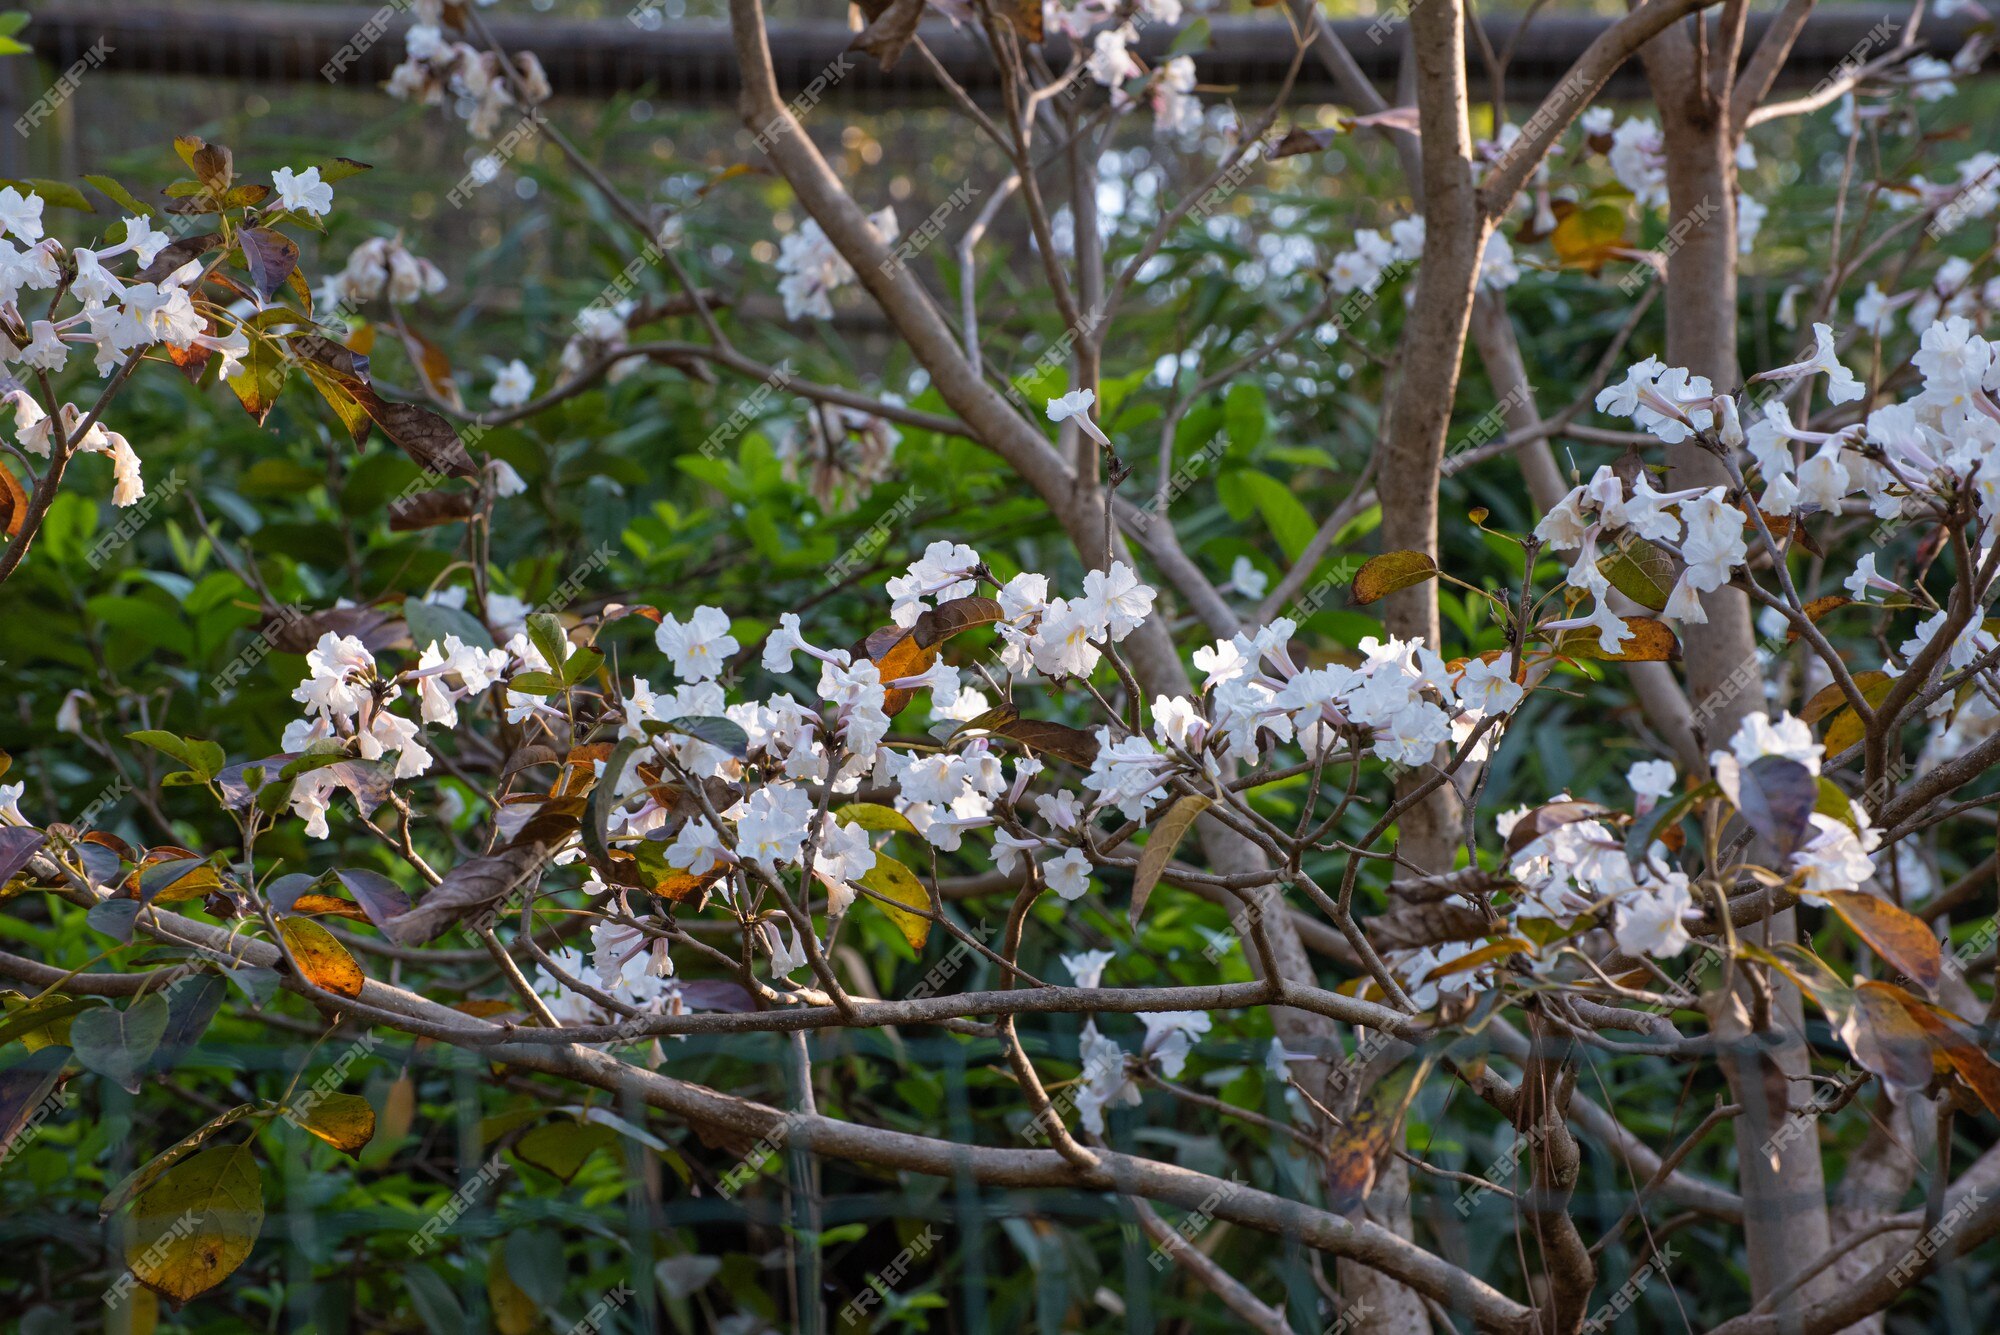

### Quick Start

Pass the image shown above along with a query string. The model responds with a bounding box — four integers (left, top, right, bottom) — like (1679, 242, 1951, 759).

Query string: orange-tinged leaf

(1421, 937, 1533, 983)
(1786, 595, 1852, 641)
(0, 458, 26, 539)
(1848, 980, 1935, 1090)
(284, 892, 371, 922)
(276, 917, 365, 999)
(860, 626, 936, 717)
(1555, 617, 1681, 662)
(1549, 200, 1626, 273)
(1819, 891, 1942, 992)
(912, 595, 1003, 650)
(379, 1074, 417, 1142)
(1326, 1057, 1432, 1214)
(1351, 550, 1438, 605)
(1899, 999, 2000, 1116)
(1504, 800, 1618, 858)
(1800, 671, 1892, 726)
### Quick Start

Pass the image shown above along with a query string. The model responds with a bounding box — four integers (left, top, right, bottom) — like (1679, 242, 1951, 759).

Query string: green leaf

(1625, 780, 1715, 871)
(560, 646, 605, 688)
(506, 670, 562, 696)
(0, 178, 90, 211)
(650, 715, 749, 758)
(834, 802, 918, 835)
(1597, 535, 1675, 612)
(1227, 470, 1314, 562)
(84, 174, 150, 216)
(402, 596, 495, 653)
(513, 1119, 618, 1183)
(70, 994, 169, 1095)
(0, 993, 98, 1051)
(584, 739, 644, 877)
(1350, 550, 1439, 605)
(525, 612, 570, 675)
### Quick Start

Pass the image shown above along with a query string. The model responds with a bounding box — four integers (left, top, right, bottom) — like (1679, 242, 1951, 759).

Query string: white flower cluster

(1056, 0, 1202, 136)
(0, 190, 265, 508)
(775, 209, 898, 322)
(1328, 214, 1517, 302)
(386, 1, 551, 140)
(320, 236, 446, 309)
(1402, 712, 1884, 1006)
(281, 629, 509, 836)
(1061, 949, 1211, 1133)
(1545, 318, 2000, 661)
(560, 297, 645, 383)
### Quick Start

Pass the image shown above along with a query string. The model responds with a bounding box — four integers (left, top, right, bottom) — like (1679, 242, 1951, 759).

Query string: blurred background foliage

(1, 4, 1997, 1331)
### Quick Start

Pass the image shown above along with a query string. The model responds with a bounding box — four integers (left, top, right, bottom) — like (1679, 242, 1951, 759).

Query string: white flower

(1478, 231, 1520, 290)
(0, 186, 45, 243)
(1723, 711, 1822, 775)
(762, 612, 814, 675)
(1043, 847, 1092, 901)
(1079, 561, 1154, 642)
(272, 166, 335, 219)
(734, 783, 814, 868)
(1063, 949, 1116, 989)
(814, 819, 877, 915)
(1227, 555, 1268, 599)
(1736, 193, 1768, 254)
(1793, 812, 1882, 899)
(1047, 387, 1109, 446)
(0, 782, 24, 825)
(1087, 25, 1141, 86)
(1454, 655, 1523, 716)
(885, 540, 981, 628)
(487, 459, 527, 497)
(1752, 322, 1865, 405)
(655, 606, 739, 681)
(1614, 873, 1694, 958)
(1388, 214, 1426, 261)
(1627, 759, 1677, 802)
(490, 358, 535, 407)
(1029, 597, 1103, 679)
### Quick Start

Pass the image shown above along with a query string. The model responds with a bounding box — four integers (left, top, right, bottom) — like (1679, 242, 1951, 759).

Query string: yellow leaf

(277, 918, 365, 999)
(125, 1141, 264, 1308)
(1823, 706, 1866, 756)
(1800, 671, 1892, 726)
(290, 1090, 376, 1155)
(489, 1243, 539, 1335)
(856, 854, 932, 950)
(1549, 200, 1627, 272)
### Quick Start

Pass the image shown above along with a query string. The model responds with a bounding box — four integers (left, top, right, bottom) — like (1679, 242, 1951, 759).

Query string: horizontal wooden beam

(16, 4, 1991, 107)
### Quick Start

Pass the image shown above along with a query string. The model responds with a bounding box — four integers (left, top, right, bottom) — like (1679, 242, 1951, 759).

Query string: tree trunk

(1642, 34, 1837, 1315)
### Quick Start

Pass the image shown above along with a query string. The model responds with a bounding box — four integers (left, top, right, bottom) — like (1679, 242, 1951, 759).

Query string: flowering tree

(3, 0, 2000, 1330)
